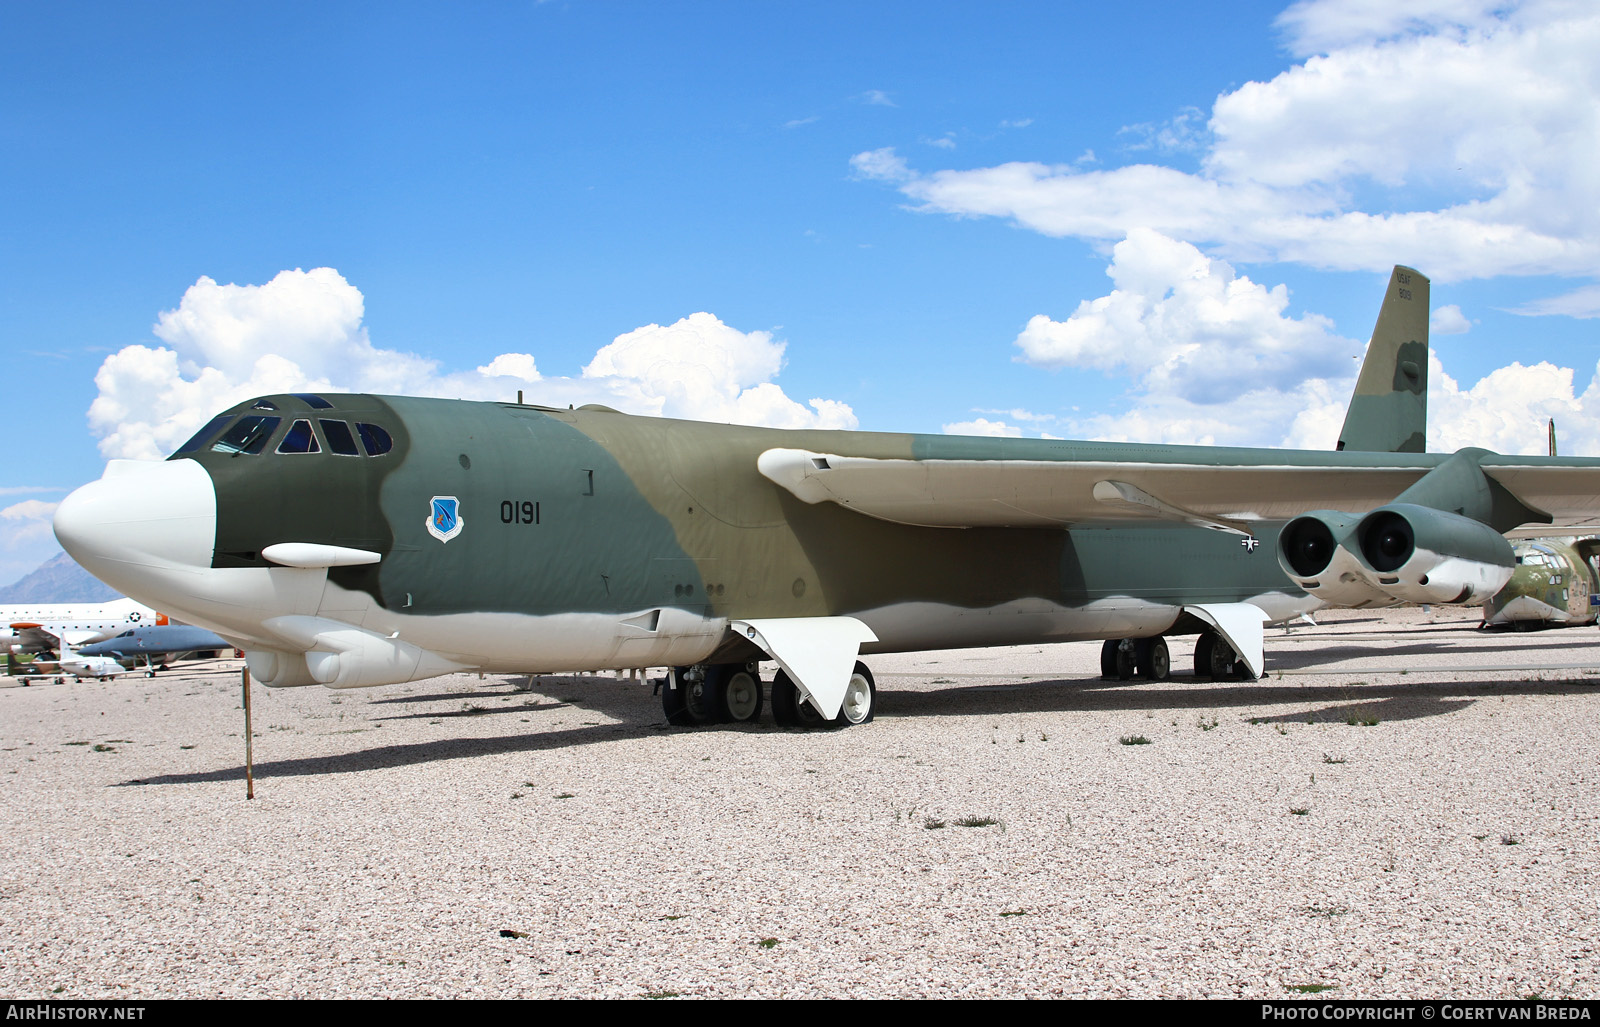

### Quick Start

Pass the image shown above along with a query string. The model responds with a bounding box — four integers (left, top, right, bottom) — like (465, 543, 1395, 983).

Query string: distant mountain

(0, 552, 120, 604)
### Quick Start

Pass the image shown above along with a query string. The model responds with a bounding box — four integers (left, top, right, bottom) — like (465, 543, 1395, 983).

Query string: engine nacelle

(1277, 510, 1400, 608)
(1278, 504, 1514, 607)
(1354, 503, 1514, 604)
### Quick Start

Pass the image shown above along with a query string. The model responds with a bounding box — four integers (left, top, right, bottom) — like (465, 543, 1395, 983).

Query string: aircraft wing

(6, 623, 100, 652)
(757, 448, 1600, 532)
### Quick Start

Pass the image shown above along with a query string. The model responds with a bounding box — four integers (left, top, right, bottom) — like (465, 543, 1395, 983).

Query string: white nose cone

(54, 459, 218, 595)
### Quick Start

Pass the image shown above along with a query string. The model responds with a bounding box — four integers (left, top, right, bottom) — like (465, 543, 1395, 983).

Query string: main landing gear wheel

(683, 667, 722, 724)
(833, 662, 876, 726)
(1100, 639, 1136, 681)
(719, 666, 764, 724)
(1194, 631, 1251, 680)
(770, 670, 829, 728)
(1136, 637, 1171, 681)
(662, 666, 695, 725)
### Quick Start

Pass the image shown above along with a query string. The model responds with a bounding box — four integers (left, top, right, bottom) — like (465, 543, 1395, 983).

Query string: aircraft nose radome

(54, 459, 218, 586)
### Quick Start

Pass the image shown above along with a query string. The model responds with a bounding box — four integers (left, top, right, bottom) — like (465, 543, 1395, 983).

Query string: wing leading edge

(756, 447, 1600, 533)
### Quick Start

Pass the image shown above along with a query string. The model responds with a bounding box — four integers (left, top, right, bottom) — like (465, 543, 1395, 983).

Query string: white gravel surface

(2, 607, 1598, 999)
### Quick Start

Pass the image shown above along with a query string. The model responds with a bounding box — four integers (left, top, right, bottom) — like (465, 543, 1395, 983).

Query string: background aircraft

(50, 268, 1600, 729)
(76, 624, 233, 673)
(1, 597, 162, 656)
(1482, 537, 1600, 629)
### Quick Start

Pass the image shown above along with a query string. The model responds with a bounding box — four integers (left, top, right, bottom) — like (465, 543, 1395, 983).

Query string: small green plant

(954, 816, 999, 828)
(923, 818, 947, 829)
(1322, 753, 1346, 764)
(1288, 983, 1336, 994)
(1276, 724, 1288, 735)
(1347, 713, 1378, 726)
(1120, 735, 1152, 746)
(499, 929, 528, 939)
(555, 793, 575, 799)
(1290, 806, 1311, 816)
(643, 991, 680, 999)
(1198, 716, 1218, 731)
(1000, 909, 1027, 917)
(1501, 833, 1522, 846)
(757, 938, 779, 949)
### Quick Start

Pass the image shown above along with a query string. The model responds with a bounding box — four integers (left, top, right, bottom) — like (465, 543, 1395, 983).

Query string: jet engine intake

(1277, 504, 1513, 607)
(1351, 503, 1514, 605)
(1277, 511, 1398, 608)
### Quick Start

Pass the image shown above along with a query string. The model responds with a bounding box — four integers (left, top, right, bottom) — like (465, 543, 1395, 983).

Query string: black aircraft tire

(1137, 637, 1171, 681)
(1114, 641, 1136, 681)
(684, 666, 724, 724)
(1206, 634, 1240, 680)
(1099, 640, 1118, 679)
(833, 662, 876, 726)
(770, 671, 799, 726)
(1193, 633, 1215, 678)
(663, 666, 695, 725)
(771, 671, 828, 729)
(720, 668, 764, 724)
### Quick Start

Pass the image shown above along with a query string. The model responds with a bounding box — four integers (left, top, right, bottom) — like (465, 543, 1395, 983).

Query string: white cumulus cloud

(1429, 304, 1471, 335)
(942, 418, 1024, 438)
(90, 269, 855, 461)
(1015, 230, 1357, 406)
(853, 1, 1600, 286)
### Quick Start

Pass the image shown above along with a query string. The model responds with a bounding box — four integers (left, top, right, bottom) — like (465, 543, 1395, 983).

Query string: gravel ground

(2, 607, 1598, 999)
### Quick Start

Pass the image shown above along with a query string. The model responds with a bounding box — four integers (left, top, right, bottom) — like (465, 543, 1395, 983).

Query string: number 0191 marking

(501, 500, 539, 524)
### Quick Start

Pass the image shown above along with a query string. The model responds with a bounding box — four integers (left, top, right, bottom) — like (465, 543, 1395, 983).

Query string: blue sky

(3, 0, 1598, 585)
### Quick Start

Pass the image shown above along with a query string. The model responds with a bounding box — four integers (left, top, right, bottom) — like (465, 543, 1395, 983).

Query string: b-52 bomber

(53, 267, 1600, 729)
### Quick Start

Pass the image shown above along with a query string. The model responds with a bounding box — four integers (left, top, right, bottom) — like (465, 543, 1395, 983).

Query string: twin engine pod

(1278, 503, 1514, 607)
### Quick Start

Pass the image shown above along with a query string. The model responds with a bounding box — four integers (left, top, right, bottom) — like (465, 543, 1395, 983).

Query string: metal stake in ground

(242, 666, 254, 800)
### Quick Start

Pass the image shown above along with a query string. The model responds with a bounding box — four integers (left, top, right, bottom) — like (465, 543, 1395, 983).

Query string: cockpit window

(251, 399, 279, 410)
(212, 415, 281, 455)
(320, 419, 359, 456)
(357, 422, 393, 456)
(292, 393, 333, 409)
(173, 414, 234, 456)
(276, 419, 321, 454)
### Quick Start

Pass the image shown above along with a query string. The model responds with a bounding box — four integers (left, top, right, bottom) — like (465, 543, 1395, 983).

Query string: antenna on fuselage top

(1549, 418, 1557, 457)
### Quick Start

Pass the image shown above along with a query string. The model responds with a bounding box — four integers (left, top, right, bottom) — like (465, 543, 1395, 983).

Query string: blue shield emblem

(426, 496, 463, 543)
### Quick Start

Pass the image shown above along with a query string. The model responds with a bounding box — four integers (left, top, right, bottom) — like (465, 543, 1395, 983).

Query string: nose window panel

(276, 419, 321, 454)
(320, 419, 360, 456)
(173, 414, 235, 456)
(356, 423, 393, 456)
(291, 393, 334, 409)
(211, 415, 281, 455)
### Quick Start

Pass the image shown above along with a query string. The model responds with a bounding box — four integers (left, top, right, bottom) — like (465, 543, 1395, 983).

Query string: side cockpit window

(357, 422, 393, 456)
(173, 414, 235, 456)
(211, 415, 281, 455)
(292, 393, 334, 409)
(320, 419, 360, 456)
(275, 419, 321, 454)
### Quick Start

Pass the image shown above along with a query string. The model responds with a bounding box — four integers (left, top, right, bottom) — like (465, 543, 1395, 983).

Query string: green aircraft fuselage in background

(50, 267, 1600, 728)
(1483, 537, 1600, 629)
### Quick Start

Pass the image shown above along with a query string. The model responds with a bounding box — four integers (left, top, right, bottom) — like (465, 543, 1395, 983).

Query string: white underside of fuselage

(116, 557, 1320, 688)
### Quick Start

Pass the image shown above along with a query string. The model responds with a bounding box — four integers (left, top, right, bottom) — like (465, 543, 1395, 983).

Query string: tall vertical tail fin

(1337, 266, 1429, 453)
